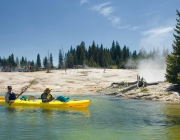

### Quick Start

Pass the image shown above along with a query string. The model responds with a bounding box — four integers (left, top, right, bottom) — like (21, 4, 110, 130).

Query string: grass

(118, 85, 126, 89)
(165, 92, 173, 96)
(141, 87, 149, 92)
(79, 71, 88, 75)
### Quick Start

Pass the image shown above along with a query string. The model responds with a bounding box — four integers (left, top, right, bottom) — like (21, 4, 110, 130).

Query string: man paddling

(5, 86, 16, 103)
(41, 86, 55, 102)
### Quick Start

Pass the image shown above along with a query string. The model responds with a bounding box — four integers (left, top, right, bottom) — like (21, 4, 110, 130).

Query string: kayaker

(41, 87, 55, 102)
(5, 86, 16, 103)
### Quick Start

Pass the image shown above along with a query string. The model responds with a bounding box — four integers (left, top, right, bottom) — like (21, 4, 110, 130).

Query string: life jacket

(41, 93, 53, 102)
(41, 93, 52, 99)
(9, 92, 16, 100)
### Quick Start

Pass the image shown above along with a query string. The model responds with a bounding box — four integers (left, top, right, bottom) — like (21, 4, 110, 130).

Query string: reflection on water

(4, 105, 90, 116)
(0, 94, 180, 140)
(162, 104, 180, 125)
(161, 104, 180, 140)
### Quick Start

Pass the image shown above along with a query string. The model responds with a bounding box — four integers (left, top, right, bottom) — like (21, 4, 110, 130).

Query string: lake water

(0, 92, 180, 140)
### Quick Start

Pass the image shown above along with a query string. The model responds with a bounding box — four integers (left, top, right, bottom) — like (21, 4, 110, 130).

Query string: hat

(45, 86, 52, 91)
(7, 86, 12, 89)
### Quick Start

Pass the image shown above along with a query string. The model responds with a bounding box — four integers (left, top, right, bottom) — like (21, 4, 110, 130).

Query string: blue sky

(0, 0, 179, 66)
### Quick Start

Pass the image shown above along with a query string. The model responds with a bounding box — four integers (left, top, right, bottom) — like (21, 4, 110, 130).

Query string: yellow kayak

(0, 98, 91, 108)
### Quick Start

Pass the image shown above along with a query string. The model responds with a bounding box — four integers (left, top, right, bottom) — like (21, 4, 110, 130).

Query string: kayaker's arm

(5, 93, 9, 103)
(5, 93, 16, 103)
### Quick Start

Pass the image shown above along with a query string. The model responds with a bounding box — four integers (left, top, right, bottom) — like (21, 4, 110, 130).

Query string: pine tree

(36, 54, 41, 67)
(20, 56, 25, 67)
(43, 56, 48, 68)
(16, 57, 20, 68)
(110, 40, 116, 60)
(166, 10, 180, 85)
(58, 49, 63, 68)
(99, 44, 104, 67)
(50, 53, 53, 68)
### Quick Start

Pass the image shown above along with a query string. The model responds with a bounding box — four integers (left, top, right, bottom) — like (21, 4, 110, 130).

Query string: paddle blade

(28, 79, 37, 88)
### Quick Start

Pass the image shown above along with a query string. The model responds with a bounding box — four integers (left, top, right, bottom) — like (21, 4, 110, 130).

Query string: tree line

(60, 41, 169, 69)
(0, 52, 53, 71)
(0, 41, 169, 71)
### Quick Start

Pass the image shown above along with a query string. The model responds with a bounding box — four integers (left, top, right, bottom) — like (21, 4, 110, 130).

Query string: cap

(45, 86, 52, 91)
(7, 86, 12, 89)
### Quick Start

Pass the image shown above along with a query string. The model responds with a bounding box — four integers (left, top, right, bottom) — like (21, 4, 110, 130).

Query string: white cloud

(140, 12, 156, 18)
(142, 27, 173, 36)
(92, 2, 114, 16)
(140, 26, 174, 52)
(108, 16, 120, 26)
(100, 6, 114, 16)
(80, 0, 88, 5)
(91, 2, 120, 25)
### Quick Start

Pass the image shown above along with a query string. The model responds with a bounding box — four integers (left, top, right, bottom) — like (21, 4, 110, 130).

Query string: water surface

(0, 93, 180, 140)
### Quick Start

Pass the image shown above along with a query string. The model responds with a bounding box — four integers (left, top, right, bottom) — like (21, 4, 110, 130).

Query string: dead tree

(103, 74, 159, 96)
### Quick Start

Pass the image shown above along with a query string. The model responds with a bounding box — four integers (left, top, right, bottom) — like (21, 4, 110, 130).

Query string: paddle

(9, 79, 36, 105)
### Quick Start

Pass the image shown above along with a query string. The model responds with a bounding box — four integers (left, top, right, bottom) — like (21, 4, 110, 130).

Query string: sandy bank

(0, 68, 179, 103)
(0, 69, 137, 93)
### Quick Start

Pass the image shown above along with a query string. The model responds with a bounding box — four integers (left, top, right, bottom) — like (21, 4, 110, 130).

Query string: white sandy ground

(0, 68, 179, 103)
(0, 69, 138, 94)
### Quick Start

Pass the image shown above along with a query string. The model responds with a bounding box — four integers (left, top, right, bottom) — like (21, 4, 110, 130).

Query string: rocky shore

(99, 82, 180, 103)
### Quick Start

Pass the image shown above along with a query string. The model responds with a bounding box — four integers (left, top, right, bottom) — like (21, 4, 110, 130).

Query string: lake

(0, 93, 180, 140)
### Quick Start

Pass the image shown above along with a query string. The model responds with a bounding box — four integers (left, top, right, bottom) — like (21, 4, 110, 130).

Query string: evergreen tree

(9, 53, 16, 67)
(116, 41, 121, 60)
(166, 10, 180, 85)
(43, 56, 48, 68)
(77, 41, 86, 65)
(110, 40, 116, 60)
(122, 45, 127, 61)
(58, 49, 63, 68)
(25, 57, 28, 66)
(16, 57, 20, 68)
(36, 54, 41, 67)
(132, 50, 137, 60)
(30, 60, 35, 67)
(99, 44, 104, 67)
(50, 53, 53, 68)
(20, 56, 25, 67)
(66, 51, 74, 68)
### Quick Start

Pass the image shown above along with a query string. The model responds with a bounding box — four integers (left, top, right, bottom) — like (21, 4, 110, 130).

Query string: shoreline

(0, 68, 179, 103)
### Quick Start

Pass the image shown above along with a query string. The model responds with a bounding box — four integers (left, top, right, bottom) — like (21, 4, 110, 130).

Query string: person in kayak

(5, 86, 17, 103)
(41, 87, 55, 102)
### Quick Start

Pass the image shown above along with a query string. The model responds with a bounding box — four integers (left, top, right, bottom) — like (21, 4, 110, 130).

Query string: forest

(0, 40, 169, 72)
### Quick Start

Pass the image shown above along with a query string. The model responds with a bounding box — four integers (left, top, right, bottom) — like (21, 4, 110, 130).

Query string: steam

(137, 57, 166, 82)
(126, 56, 166, 82)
